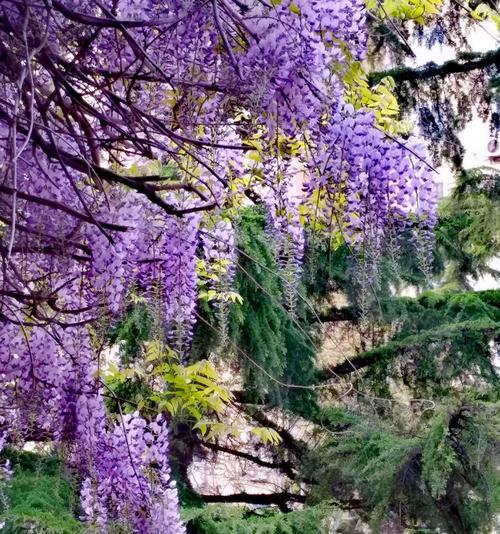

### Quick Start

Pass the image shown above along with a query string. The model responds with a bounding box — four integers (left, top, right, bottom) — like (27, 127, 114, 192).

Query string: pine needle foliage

(184, 503, 332, 534)
(304, 401, 499, 533)
(435, 168, 500, 289)
(360, 289, 500, 397)
(0, 449, 83, 534)
(109, 300, 151, 363)
(229, 208, 317, 413)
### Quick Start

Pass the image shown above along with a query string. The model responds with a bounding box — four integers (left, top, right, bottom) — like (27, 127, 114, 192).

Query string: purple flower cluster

(262, 159, 305, 313)
(304, 104, 436, 267)
(202, 220, 237, 287)
(76, 408, 185, 533)
(239, 0, 367, 134)
(160, 213, 201, 357)
(0, 321, 185, 533)
(201, 219, 237, 342)
(0, 1, 439, 529)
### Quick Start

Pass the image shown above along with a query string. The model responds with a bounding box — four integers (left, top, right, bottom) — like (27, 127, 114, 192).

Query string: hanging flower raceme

(76, 408, 185, 534)
(201, 219, 237, 344)
(161, 213, 201, 357)
(240, 0, 368, 135)
(303, 104, 436, 275)
(0, 320, 185, 534)
(262, 158, 305, 314)
(85, 190, 147, 314)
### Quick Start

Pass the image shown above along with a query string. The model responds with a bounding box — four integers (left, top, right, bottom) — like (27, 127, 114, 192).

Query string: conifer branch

(369, 47, 500, 85)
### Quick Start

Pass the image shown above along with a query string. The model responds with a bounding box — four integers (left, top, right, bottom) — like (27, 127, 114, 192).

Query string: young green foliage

(366, 0, 443, 23)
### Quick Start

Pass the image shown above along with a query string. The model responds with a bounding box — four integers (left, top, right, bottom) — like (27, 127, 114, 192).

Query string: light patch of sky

(403, 21, 499, 193)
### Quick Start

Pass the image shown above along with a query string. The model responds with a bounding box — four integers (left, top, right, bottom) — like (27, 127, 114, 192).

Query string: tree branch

(314, 306, 358, 323)
(199, 440, 297, 479)
(198, 491, 306, 512)
(51, 1, 183, 29)
(321, 353, 376, 379)
(369, 47, 500, 86)
(239, 405, 306, 459)
(0, 184, 129, 232)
